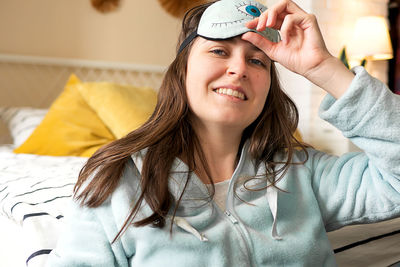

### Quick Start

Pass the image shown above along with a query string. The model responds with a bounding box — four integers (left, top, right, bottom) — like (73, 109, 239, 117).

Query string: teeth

(215, 88, 245, 100)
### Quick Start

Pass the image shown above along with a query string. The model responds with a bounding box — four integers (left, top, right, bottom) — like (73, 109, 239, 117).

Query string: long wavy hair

(74, 1, 308, 242)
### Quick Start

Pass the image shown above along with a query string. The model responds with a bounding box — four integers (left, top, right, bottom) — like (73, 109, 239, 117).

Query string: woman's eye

(249, 58, 266, 67)
(210, 49, 226, 56)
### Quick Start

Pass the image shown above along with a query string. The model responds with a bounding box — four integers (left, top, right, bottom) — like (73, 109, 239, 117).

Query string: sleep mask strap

(177, 31, 198, 54)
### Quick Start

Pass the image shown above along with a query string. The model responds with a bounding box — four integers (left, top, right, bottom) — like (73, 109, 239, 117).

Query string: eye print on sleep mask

(178, 0, 281, 54)
(198, 0, 280, 41)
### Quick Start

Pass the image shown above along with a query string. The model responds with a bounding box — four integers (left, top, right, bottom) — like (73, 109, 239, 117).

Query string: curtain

(394, 9, 400, 94)
(389, 0, 400, 94)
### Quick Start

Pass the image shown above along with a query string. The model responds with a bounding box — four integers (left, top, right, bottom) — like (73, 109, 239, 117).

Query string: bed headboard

(0, 53, 166, 143)
(0, 53, 166, 108)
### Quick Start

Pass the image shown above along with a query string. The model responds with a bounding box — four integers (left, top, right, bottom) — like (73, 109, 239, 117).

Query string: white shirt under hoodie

(207, 179, 230, 210)
(47, 67, 400, 267)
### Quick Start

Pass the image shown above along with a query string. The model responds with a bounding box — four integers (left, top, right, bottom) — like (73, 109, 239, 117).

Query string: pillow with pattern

(0, 107, 47, 147)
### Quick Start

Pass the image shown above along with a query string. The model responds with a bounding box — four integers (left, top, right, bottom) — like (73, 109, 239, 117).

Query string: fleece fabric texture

(46, 67, 400, 267)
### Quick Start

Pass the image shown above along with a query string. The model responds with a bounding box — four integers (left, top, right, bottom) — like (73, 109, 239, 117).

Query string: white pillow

(0, 107, 47, 147)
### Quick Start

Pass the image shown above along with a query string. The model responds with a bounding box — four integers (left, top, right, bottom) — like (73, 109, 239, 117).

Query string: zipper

(224, 210, 238, 224)
(200, 141, 254, 266)
(222, 143, 255, 267)
(214, 203, 254, 267)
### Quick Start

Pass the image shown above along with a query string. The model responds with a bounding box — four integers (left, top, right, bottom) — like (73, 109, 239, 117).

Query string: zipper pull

(224, 211, 239, 224)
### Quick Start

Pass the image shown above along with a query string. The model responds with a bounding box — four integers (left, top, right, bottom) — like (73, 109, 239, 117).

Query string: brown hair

(74, 1, 308, 242)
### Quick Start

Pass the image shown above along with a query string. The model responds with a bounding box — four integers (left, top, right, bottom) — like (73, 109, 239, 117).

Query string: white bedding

(0, 215, 26, 267)
(0, 145, 87, 266)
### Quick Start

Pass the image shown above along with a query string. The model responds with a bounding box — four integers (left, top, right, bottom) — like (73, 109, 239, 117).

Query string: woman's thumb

(241, 32, 276, 60)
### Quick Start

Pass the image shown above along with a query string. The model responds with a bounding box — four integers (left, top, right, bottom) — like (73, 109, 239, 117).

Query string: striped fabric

(328, 217, 400, 266)
(0, 107, 47, 147)
(0, 145, 87, 266)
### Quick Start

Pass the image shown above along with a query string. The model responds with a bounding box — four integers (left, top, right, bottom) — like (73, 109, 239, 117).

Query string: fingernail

(266, 17, 271, 27)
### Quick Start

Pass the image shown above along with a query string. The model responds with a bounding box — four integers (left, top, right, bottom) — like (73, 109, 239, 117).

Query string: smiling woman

(46, 0, 400, 266)
(185, 36, 275, 183)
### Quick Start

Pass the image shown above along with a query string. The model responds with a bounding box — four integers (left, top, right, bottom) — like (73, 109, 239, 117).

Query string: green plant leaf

(361, 58, 366, 67)
(339, 47, 350, 69)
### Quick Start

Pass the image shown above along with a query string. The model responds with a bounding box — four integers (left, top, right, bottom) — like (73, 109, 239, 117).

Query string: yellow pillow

(294, 129, 302, 142)
(77, 82, 157, 139)
(14, 74, 115, 157)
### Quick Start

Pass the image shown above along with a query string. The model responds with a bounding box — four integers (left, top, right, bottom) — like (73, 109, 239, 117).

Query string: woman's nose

(226, 55, 248, 79)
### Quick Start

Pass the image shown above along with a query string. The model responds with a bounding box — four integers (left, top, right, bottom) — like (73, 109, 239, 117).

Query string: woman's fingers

(246, 14, 281, 32)
(279, 13, 308, 45)
(268, 0, 307, 18)
(256, 10, 271, 31)
(246, 18, 259, 29)
(248, 0, 308, 32)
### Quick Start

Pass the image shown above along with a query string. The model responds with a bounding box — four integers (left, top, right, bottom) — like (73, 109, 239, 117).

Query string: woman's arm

(308, 67, 400, 229)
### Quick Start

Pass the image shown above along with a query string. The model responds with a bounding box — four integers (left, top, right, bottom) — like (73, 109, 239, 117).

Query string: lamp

(347, 16, 393, 64)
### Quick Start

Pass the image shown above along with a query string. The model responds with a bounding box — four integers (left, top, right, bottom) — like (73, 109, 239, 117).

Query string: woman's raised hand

(242, 0, 354, 98)
(242, 0, 330, 77)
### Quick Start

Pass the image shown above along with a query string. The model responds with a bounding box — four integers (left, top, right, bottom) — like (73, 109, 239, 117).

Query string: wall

(0, 0, 180, 66)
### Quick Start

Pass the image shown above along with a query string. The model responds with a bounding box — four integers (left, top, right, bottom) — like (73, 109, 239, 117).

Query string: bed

(0, 53, 399, 267)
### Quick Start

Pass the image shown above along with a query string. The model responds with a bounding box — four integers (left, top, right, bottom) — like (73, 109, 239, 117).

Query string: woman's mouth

(214, 88, 246, 100)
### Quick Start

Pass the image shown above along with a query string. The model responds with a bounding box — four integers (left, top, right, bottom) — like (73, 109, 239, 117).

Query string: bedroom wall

(0, 0, 180, 66)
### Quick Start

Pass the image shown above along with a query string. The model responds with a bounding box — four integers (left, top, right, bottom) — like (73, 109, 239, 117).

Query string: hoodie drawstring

(267, 187, 282, 240)
(173, 216, 208, 242)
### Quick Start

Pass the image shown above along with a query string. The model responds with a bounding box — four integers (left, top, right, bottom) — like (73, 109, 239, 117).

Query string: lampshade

(347, 16, 393, 61)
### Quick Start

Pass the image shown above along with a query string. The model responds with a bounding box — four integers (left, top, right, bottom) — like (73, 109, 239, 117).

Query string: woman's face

(185, 36, 271, 132)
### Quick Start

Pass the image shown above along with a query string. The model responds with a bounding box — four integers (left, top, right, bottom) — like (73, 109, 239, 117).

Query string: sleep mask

(178, 0, 281, 54)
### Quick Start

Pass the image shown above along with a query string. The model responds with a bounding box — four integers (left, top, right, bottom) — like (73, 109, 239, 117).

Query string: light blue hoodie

(46, 67, 400, 266)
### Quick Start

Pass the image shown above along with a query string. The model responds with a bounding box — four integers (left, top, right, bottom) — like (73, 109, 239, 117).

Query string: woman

(47, 0, 400, 266)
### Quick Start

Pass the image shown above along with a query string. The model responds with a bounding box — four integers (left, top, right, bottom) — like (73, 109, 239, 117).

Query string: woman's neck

(192, 121, 243, 184)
